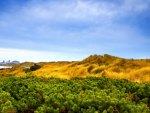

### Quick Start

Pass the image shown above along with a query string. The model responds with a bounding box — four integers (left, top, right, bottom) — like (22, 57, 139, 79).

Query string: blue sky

(0, 0, 150, 62)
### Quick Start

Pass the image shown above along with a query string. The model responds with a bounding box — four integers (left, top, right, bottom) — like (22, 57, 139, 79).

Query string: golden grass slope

(0, 54, 150, 82)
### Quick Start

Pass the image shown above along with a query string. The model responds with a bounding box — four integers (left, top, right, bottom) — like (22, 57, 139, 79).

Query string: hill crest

(0, 54, 150, 82)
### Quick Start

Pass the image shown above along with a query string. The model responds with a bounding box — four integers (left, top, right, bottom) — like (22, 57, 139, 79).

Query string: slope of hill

(0, 54, 150, 82)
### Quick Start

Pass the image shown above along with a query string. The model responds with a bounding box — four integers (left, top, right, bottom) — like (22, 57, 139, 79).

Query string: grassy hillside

(0, 54, 150, 82)
(0, 55, 150, 113)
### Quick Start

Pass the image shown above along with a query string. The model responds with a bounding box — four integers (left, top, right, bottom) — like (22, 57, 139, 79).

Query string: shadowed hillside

(0, 54, 150, 82)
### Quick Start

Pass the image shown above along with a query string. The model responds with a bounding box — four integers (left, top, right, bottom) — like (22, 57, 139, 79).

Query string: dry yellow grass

(0, 54, 150, 82)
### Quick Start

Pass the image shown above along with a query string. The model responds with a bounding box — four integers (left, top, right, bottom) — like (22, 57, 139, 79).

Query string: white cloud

(0, 48, 87, 62)
(17, 0, 150, 23)
(1, 0, 149, 27)
(0, 0, 150, 61)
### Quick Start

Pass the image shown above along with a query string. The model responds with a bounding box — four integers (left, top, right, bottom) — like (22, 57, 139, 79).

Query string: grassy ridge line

(0, 54, 150, 82)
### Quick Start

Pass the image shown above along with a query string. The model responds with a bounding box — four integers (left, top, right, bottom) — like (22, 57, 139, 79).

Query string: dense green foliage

(0, 76, 149, 113)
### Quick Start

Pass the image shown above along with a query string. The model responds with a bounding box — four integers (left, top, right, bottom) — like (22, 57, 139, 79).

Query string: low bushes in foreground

(0, 76, 150, 113)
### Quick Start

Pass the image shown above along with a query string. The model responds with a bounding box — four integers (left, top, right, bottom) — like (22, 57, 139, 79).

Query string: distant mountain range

(0, 60, 20, 65)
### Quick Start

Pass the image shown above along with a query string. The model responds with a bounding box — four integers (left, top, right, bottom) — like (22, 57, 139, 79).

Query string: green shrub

(0, 76, 149, 113)
(30, 64, 41, 71)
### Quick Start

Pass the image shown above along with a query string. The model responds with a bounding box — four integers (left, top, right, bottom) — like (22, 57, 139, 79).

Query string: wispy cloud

(0, 0, 150, 61)
(18, 0, 150, 22)
(0, 48, 87, 62)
